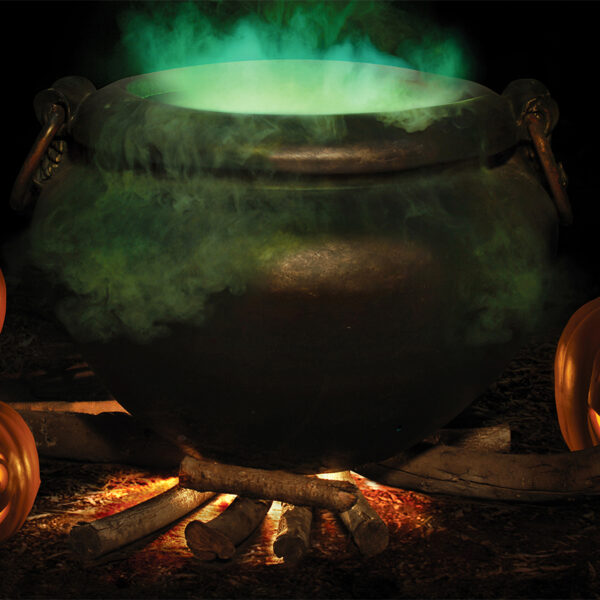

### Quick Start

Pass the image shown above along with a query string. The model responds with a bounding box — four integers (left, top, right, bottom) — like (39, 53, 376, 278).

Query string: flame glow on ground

(67, 470, 435, 575)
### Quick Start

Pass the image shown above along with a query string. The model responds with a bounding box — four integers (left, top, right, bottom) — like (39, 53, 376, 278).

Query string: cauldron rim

(124, 60, 494, 116)
(70, 60, 518, 175)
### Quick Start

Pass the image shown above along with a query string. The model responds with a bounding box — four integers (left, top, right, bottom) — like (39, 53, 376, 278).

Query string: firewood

(9, 399, 128, 414)
(185, 497, 272, 561)
(69, 485, 214, 560)
(16, 408, 185, 469)
(272, 503, 313, 563)
(357, 443, 600, 502)
(329, 471, 389, 557)
(179, 456, 358, 512)
(423, 425, 510, 452)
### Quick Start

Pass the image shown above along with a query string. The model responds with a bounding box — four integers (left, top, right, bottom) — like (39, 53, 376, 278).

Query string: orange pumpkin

(0, 401, 41, 542)
(555, 297, 600, 450)
(0, 268, 5, 333)
(1, 268, 41, 542)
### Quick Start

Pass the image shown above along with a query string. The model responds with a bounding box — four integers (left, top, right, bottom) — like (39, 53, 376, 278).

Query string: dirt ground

(2, 281, 600, 599)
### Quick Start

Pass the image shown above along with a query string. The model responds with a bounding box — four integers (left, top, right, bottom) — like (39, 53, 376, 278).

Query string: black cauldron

(10, 61, 569, 472)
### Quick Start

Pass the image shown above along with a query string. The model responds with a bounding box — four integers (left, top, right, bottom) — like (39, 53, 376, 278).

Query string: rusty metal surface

(9, 77, 95, 213)
(502, 78, 573, 226)
(526, 112, 572, 225)
(9, 104, 65, 212)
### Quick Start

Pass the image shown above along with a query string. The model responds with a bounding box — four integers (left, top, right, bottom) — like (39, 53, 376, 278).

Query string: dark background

(1, 0, 597, 283)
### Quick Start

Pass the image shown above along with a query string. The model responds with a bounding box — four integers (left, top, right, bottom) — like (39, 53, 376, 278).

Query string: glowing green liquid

(129, 60, 476, 115)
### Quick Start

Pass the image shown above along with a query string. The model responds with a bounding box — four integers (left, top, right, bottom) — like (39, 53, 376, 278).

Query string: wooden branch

(357, 443, 600, 502)
(334, 472, 389, 557)
(185, 497, 272, 561)
(16, 409, 185, 469)
(423, 425, 510, 453)
(69, 485, 214, 560)
(179, 456, 358, 512)
(272, 503, 313, 563)
(9, 400, 128, 414)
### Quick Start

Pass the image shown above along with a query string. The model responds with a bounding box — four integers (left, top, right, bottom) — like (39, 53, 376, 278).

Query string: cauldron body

(23, 62, 560, 472)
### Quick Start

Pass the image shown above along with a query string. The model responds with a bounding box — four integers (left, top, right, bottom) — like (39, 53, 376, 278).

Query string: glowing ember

(81, 470, 433, 575)
(84, 475, 179, 519)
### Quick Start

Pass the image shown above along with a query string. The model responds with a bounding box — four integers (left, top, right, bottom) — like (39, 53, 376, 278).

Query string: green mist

(131, 60, 472, 117)
(112, 1, 473, 82)
(11, 1, 563, 349)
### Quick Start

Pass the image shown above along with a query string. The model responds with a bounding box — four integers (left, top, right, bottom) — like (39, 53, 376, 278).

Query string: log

(9, 399, 128, 414)
(16, 409, 185, 469)
(179, 456, 358, 512)
(423, 425, 510, 453)
(357, 443, 600, 502)
(185, 497, 272, 561)
(272, 503, 313, 563)
(69, 485, 214, 560)
(331, 472, 389, 557)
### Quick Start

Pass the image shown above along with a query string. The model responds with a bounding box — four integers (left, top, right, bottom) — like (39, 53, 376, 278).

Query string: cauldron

(11, 61, 570, 472)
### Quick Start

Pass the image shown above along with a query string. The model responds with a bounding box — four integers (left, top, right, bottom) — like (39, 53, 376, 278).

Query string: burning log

(185, 497, 272, 561)
(330, 472, 389, 557)
(179, 456, 358, 512)
(69, 485, 214, 560)
(272, 503, 313, 563)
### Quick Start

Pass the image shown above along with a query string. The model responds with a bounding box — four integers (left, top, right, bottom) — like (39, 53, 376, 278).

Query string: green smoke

(109, 1, 475, 127)
(111, 1, 473, 80)
(133, 60, 468, 116)
(13, 1, 561, 350)
(27, 157, 557, 346)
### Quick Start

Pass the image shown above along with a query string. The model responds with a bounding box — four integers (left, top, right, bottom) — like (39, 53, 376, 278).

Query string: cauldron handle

(10, 76, 96, 213)
(503, 79, 573, 226)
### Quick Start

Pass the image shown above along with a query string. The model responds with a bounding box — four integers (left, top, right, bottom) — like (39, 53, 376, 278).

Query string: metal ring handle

(10, 103, 65, 212)
(525, 110, 573, 226)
